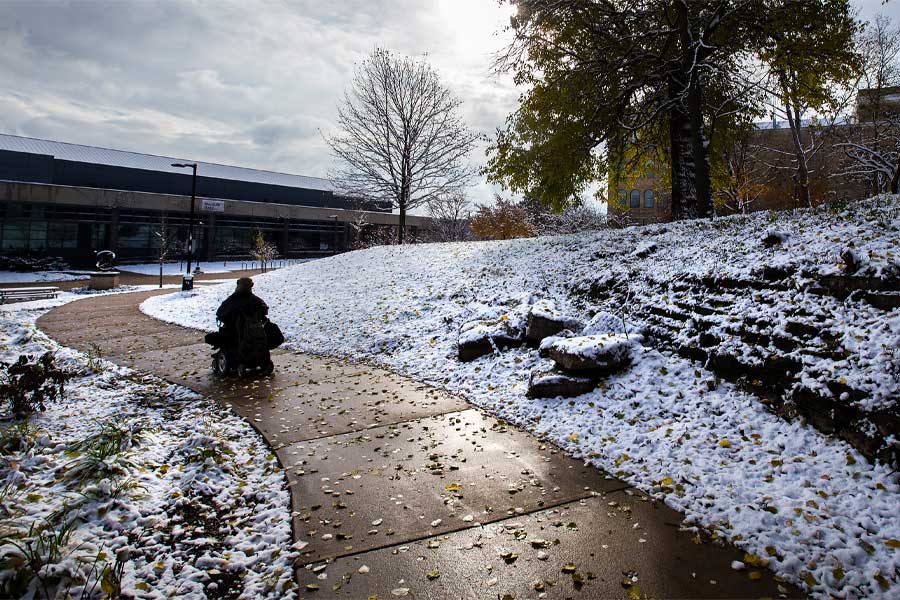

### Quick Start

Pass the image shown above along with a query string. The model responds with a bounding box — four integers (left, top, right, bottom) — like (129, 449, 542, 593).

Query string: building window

(643, 190, 655, 208)
(630, 189, 640, 208)
(618, 189, 626, 206)
(1, 221, 27, 250)
(117, 224, 152, 249)
(47, 222, 77, 249)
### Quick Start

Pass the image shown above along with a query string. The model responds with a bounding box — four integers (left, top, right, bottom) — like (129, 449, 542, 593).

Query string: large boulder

(458, 318, 524, 362)
(527, 365, 597, 399)
(582, 311, 629, 336)
(538, 329, 577, 358)
(544, 334, 637, 374)
(763, 230, 790, 248)
(525, 299, 584, 344)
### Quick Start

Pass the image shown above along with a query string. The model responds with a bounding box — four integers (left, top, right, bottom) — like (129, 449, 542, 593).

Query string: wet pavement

(36, 289, 799, 599)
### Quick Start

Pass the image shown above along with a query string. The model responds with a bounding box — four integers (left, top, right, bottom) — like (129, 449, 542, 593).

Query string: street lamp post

(329, 215, 339, 256)
(172, 162, 198, 290)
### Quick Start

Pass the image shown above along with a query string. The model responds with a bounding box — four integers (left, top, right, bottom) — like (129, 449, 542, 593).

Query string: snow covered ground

(143, 198, 900, 599)
(0, 271, 90, 284)
(118, 259, 313, 276)
(1, 295, 298, 598)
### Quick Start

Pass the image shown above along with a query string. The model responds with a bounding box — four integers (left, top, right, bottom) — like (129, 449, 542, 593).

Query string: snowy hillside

(143, 197, 900, 599)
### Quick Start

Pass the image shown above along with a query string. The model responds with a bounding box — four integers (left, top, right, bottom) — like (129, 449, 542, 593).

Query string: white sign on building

(200, 199, 225, 212)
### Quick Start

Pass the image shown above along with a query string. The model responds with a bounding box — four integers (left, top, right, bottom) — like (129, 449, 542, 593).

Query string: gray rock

(457, 318, 524, 362)
(545, 334, 636, 374)
(631, 242, 657, 258)
(525, 299, 584, 344)
(763, 230, 789, 248)
(538, 329, 577, 358)
(583, 311, 628, 336)
(527, 366, 597, 399)
(841, 246, 861, 274)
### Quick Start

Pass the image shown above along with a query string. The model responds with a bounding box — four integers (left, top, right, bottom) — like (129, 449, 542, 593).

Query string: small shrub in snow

(0, 352, 73, 418)
(0, 511, 78, 599)
(63, 420, 144, 484)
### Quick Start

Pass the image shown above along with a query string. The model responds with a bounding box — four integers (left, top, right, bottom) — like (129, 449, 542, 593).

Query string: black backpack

(236, 311, 269, 363)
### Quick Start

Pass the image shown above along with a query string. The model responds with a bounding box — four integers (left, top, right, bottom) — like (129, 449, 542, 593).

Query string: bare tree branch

(326, 48, 480, 243)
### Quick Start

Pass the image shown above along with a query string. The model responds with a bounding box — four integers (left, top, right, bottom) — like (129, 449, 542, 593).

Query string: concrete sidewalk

(37, 290, 798, 600)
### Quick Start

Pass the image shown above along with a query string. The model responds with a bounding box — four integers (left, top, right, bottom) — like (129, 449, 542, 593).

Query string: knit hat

(236, 277, 254, 291)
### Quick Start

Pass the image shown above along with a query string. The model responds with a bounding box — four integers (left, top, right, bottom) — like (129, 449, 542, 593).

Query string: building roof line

(0, 132, 335, 192)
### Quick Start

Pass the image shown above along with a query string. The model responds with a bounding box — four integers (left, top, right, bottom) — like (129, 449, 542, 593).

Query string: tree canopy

(486, 0, 860, 220)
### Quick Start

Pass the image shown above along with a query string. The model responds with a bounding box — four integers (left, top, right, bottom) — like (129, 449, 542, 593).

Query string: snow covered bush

(0, 352, 73, 418)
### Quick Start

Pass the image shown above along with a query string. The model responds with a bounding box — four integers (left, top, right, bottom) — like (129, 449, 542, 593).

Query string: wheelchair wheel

(212, 351, 229, 376)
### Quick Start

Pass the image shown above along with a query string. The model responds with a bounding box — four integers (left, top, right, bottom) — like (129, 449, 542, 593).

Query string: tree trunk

(891, 155, 900, 194)
(398, 202, 406, 244)
(686, 77, 713, 218)
(670, 1, 713, 220)
(780, 74, 812, 208)
(668, 77, 695, 220)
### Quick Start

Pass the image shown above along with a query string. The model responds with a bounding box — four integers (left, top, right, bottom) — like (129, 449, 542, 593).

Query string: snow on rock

(525, 298, 584, 343)
(142, 198, 900, 599)
(543, 333, 638, 373)
(527, 363, 597, 399)
(763, 230, 790, 248)
(458, 318, 524, 361)
(583, 311, 633, 336)
(457, 295, 531, 361)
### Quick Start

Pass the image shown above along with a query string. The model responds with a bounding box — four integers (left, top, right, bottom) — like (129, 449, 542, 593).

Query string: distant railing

(236, 258, 310, 271)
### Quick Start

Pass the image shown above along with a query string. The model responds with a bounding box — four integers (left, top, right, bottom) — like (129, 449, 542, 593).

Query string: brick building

(608, 87, 899, 224)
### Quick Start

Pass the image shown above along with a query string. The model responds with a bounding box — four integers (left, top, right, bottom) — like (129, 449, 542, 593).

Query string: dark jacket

(216, 290, 268, 329)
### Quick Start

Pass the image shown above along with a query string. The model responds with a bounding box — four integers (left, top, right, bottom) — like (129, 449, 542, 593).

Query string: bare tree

(426, 191, 473, 242)
(326, 48, 479, 244)
(716, 133, 772, 214)
(153, 217, 173, 289)
(837, 14, 900, 194)
(538, 204, 609, 235)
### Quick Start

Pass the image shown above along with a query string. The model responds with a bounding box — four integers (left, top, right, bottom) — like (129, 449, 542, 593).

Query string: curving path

(37, 289, 798, 599)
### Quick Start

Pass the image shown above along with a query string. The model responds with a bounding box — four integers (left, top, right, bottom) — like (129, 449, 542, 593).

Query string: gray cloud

(0, 0, 517, 205)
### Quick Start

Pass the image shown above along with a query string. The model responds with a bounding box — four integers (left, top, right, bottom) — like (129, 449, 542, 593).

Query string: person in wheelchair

(207, 277, 275, 376)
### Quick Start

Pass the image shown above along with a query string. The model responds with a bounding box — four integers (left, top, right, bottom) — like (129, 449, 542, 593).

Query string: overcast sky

(0, 0, 896, 207)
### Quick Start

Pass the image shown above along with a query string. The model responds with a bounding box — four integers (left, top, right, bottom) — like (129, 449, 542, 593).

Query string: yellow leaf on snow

(568, 432, 580, 443)
(718, 439, 732, 448)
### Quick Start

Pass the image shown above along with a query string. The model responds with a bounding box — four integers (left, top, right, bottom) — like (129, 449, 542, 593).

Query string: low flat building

(0, 134, 419, 266)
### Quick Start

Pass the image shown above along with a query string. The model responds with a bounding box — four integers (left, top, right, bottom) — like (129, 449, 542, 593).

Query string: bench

(0, 286, 60, 304)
